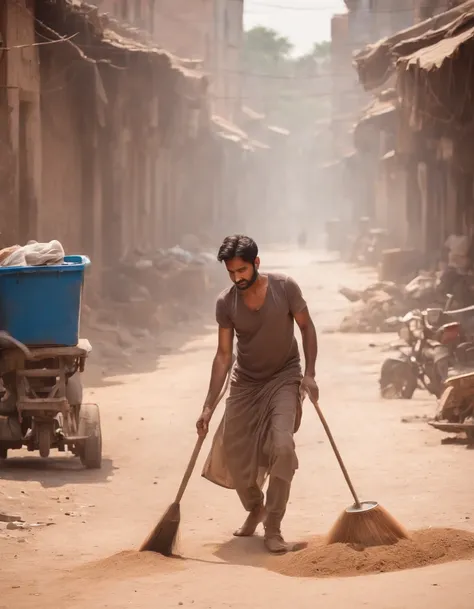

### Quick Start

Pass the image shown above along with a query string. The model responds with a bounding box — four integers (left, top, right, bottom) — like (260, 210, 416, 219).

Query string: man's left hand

(301, 376, 319, 402)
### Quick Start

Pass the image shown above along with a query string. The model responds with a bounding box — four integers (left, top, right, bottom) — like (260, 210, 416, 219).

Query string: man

(197, 235, 318, 554)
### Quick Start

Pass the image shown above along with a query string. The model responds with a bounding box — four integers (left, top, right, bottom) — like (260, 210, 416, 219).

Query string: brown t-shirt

(216, 273, 307, 381)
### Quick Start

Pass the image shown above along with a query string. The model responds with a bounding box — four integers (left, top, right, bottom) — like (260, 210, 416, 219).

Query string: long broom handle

(174, 357, 235, 504)
(306, 388, 361, 508)
(174, 435, 207, 504)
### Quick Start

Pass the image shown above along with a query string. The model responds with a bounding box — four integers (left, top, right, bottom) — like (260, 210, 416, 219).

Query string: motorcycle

(428, 371, 474, 446)
(0, 334, 101, 468)
(379, 306, 463, 400)
(431, 302, 474, 345)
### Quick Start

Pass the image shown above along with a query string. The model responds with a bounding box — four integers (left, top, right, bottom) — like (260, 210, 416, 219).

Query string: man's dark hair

(217, 235, 258, 264)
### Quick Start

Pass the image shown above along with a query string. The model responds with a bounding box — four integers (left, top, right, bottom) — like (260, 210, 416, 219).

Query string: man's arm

(197, 326, 234, 436)
(203, 326, 234, 412)
(294, 307, 318, 379)
(284, 275, 318, 381)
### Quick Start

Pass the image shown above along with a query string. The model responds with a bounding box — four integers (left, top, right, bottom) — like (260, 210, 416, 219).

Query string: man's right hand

(196, 407, 213, 437)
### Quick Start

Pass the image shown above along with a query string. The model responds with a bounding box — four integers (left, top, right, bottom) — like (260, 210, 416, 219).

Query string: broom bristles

(139, 502, 181, 556)
(327, 504, 409, 547)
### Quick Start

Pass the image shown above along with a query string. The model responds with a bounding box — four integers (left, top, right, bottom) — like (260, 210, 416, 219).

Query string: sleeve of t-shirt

(216, 294, 233, 328)
(285, 275, 307, 316)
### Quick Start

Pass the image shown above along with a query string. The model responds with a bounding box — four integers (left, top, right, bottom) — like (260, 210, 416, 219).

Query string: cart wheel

(77, 403, 102, 469)
(38, 425, 51, 459)
(0, 446, 7, 459)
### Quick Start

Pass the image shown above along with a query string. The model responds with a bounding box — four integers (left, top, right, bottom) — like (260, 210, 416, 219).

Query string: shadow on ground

(210, 536, 308, 569)
(0, 455, 117, 488)
(83, 303, 217, 390)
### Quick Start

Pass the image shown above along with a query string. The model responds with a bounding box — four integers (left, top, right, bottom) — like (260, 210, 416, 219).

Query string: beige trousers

(234, 384, 299, 531)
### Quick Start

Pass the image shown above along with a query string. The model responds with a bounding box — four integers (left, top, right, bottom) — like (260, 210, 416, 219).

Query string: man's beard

(235, 265, 259, 291)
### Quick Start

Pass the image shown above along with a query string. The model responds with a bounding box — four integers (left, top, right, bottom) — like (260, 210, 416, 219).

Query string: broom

(139, 361, 234, 556)
(305, 387, 409, 547)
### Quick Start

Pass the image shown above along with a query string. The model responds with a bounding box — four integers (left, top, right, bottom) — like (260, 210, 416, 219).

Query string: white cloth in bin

(0, 240, 65, 267)
(0, 248, 26, 267)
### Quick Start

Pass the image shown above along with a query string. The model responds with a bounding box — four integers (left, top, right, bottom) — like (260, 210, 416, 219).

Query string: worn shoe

(233, 505, 266, 537)
(264, 530, 288, 554)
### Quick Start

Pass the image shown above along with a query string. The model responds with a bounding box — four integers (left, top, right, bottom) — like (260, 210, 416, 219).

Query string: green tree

(242, 27, 331, 132)
(244, 26, 293, 66)
(310, 41, 331, 57)
(295, 40, 330, 75)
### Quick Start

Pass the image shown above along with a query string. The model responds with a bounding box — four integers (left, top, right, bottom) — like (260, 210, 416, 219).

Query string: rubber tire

(400, 374, 418, 399)
(66, 373, 83, 406)
(38, 425, 51, 458)
(77, 403, 102, 469)
(380, 360, 417, 399)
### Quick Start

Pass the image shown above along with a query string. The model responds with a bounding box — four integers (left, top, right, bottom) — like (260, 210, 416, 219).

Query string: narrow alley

(1, 250, 473, 609)
(2, 1, 474, 608)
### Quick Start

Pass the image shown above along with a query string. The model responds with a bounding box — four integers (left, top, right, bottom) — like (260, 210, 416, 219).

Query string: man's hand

(196, 407, 213, 437)
(301, 375, 319, 402)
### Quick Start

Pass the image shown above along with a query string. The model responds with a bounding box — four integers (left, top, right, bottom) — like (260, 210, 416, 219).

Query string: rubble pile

(338, 274, 439, 333)
(103, 245, 219, 326)
(82, 242, 225, 373)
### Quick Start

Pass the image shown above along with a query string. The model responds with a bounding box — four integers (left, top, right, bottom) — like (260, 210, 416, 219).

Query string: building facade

(329, 0, 419, 225)
(0, 0, 261, 294)
(94, 0, 244, 122)
(0, 0, 42, 247)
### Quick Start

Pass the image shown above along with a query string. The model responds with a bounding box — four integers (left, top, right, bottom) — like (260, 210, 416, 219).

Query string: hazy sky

(244, 0, 347, 56)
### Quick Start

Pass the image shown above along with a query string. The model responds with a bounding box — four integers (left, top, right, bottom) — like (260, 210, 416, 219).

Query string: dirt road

(1, 250, 474, 609)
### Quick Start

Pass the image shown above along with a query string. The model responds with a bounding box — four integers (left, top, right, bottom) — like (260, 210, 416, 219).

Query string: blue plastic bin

(0, 255, 90, 347)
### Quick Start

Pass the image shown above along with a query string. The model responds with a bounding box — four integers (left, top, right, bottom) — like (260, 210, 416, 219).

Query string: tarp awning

(400, 22, 474, 71)
(353, 91, 397, 152)
(358, 96, 397, 127)
(394, 12, 474, 129)
(354, 0, 474, 90)
(55, 0, 209, 97)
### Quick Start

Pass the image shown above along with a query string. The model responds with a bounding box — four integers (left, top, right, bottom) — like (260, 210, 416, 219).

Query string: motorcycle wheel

(423, 358, 449, 399)
(38, 425, 51, 459)
(380, 360, 418, 399)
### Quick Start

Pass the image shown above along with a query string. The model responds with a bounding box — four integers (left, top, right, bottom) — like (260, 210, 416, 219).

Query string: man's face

(224, 256, 260, 290)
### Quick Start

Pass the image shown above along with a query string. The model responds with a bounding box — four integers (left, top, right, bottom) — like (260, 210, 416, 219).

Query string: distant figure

(297, 230, 307, 248)
(197, 235, 318, 554)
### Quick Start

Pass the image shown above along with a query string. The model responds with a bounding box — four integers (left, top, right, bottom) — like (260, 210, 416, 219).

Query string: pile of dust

(69, 550, 184, 581)
(266, 528, 474, 578)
